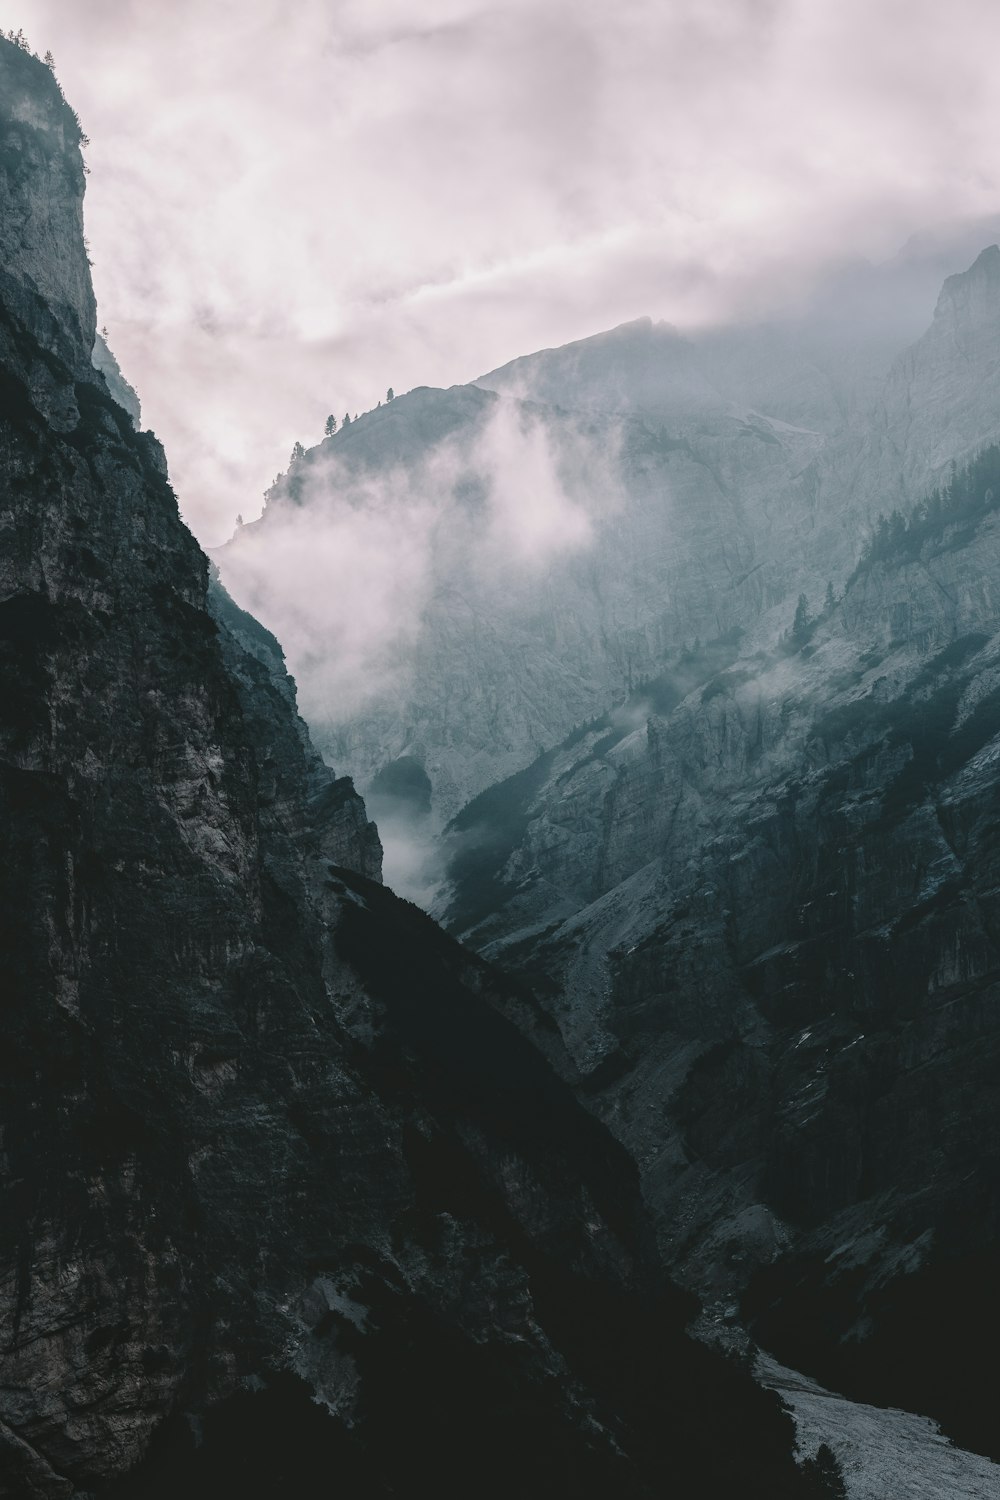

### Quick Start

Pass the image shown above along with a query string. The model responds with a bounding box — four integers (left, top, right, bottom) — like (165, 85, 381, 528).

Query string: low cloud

(218, 396, 621, 727)
(221, 473, 437, 725)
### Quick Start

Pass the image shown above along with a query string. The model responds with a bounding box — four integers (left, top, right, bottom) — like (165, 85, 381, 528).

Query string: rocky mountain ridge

(218, 232, 1000, 868)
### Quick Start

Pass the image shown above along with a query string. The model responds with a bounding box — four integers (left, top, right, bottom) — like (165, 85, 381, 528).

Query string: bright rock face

(0, 37, 817, 1500)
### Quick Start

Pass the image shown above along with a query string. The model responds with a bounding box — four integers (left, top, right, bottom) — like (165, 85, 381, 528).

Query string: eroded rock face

(0, 38, 813, 1500)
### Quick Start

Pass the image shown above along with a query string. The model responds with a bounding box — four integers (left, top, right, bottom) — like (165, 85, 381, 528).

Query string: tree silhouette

(290, 441, 305, 464)
(342, 412, 351, 427)
(387, 387, 394, 402)
(324, 414, 337, 436)
(791, 593, 811, 646)
(800, 1443, 847, 1497)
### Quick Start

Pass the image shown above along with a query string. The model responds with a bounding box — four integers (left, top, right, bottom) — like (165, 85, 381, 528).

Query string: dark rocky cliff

(0, 38, 819, 1499)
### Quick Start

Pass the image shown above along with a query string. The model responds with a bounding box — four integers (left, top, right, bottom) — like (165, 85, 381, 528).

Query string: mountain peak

(933, 243, 1000, 326)
(0, 37, 96, 375)
(969, 242, 1000, 272)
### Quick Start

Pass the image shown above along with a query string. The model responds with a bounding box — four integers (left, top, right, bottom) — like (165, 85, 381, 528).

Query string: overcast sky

(7, 0, 1000, 543)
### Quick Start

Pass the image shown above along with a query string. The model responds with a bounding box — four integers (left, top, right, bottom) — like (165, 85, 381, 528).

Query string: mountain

(210, 159, 1000, 1467)
(219, 360, 828, 835)
(207, 86, 1000, 1470)
(217, 229, 1000, 875)
(0, 35, 822, 1500)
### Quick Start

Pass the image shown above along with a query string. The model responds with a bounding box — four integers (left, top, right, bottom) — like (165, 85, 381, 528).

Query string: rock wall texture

(0, 38, 816, 1500)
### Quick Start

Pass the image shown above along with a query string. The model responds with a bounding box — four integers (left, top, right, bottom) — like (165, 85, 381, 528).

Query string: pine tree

(342, 412, 351, 427)
(290, 441, 305, 464)
(324, 414, 337, 437)
(791, 593, 811, 645)
(386, 387, 394, 402)
(800, 1443, 847, 1497)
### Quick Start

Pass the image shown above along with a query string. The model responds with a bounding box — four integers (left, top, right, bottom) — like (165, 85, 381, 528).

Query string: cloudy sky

(7, 0, 1000, 543)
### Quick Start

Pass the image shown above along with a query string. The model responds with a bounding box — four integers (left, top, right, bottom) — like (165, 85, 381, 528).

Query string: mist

(221, 396, 613, 707)
(216, 392, 625, 900)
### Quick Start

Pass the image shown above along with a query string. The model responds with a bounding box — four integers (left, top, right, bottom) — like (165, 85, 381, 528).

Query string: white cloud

(6, 0, 1000, 542)
(218, 396, 617, 725)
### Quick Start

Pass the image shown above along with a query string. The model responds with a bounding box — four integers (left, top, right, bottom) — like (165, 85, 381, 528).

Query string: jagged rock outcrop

(0, 37, 816, 1499)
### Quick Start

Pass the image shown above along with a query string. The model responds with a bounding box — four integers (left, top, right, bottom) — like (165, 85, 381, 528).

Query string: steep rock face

(0, 44, 94, 384)
(441, 470, 1000, 1460)
(0, 39, 814, 1500)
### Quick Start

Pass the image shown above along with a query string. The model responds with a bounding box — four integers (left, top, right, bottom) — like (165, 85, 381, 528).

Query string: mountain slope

(218, 235, 1000, 857)
(440, 445, 1000, 1460)
(218, 366, 827, 827)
